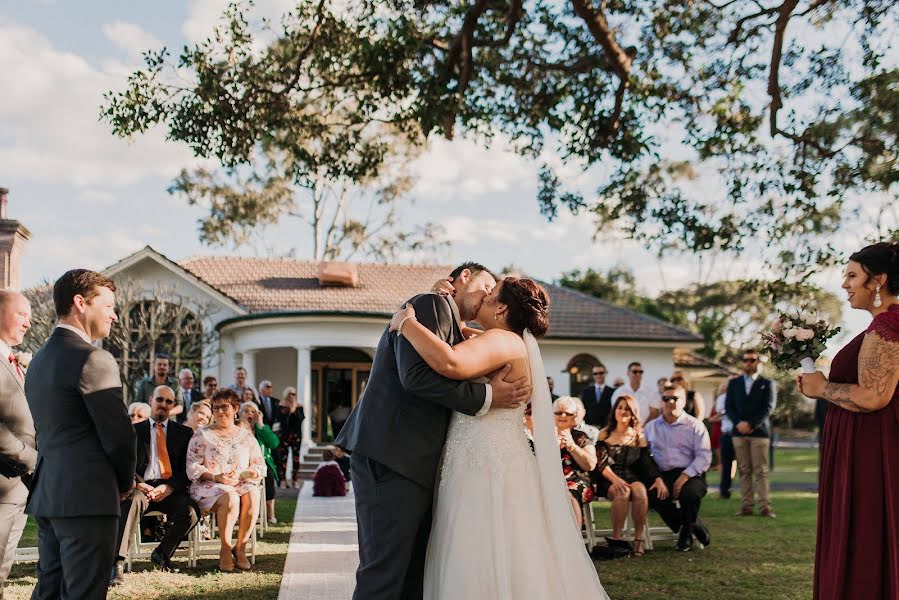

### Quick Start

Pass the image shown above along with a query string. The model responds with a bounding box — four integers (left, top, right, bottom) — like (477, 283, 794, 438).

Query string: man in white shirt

(611, 362, 660, 424)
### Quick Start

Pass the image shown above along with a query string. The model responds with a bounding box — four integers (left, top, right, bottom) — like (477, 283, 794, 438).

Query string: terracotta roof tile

(179, 256, 702, 342)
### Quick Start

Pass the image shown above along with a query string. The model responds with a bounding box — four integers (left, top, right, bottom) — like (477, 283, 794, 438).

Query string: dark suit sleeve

(171, 425, 192, 493)
(725, 380, 740, 426)
(79, 349, 137, 493)
(748, 378, 776, 430)
(394, 294, 487, 417)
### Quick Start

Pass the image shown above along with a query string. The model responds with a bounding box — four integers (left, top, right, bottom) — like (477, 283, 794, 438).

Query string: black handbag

(0, 454, 29, 479)
(590, 537, 632, 561)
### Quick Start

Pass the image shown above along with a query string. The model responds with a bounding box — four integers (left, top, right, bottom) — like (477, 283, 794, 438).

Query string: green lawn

(592, 491, 818, 600)
(706, 447, 821, 487)
(5, 499, 297, 600)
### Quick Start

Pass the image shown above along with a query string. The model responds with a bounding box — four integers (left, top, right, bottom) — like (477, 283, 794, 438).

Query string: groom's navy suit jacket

(336, 293, 487, 489)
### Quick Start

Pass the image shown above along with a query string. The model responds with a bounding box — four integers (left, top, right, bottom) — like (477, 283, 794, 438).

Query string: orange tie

(155, 422, 172, 480)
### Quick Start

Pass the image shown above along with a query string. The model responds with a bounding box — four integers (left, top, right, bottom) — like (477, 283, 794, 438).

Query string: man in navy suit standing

(580, 364, 614, 428)
(726, 349, 776, 518)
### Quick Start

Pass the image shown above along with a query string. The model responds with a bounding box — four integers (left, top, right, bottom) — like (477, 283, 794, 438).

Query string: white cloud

(102, 21, 163, 59)
(0, 22, 201, 190)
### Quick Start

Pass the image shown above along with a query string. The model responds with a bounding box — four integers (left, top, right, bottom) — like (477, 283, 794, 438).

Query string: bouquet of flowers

(761, 307, 841, 373)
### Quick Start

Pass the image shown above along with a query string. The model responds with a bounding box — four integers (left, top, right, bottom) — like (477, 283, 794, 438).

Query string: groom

(336, 262, 532, 600)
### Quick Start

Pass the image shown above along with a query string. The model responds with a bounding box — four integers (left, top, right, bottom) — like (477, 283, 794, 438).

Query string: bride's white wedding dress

(423, 331, 611, 599)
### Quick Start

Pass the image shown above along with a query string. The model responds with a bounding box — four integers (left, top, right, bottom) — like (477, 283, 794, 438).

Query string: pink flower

(795, 328, 815, 342)
(771, 320, 783, 334)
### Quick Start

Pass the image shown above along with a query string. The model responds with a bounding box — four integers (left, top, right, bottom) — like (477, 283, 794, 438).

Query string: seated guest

(184, 401, 212, 431)
(644, 385, 713, 552)
(334, 446, 351, 485)
(313, 449, 347, 497)
(238, 402, 280, 525)
(112, 386, 200, 584)
(128, 402, 151, 424)
(187, 389, 265, 571)
(572, 396, 600, 444)
(594, 396, 668, 557)
(554, 396, 598, 528)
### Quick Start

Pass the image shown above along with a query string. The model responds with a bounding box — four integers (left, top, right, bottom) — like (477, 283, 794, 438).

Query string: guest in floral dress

(554, 396, 598, 528)
(187, 388, 265, 572)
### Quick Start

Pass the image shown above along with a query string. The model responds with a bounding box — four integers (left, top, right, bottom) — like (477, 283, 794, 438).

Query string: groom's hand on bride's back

(489, 364, 532, 409)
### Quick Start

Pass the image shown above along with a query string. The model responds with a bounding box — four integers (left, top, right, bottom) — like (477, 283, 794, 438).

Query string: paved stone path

(278, 484, 358, 600)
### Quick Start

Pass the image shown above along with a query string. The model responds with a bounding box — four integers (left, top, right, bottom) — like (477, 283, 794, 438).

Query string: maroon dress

(814, 304, 899, 600)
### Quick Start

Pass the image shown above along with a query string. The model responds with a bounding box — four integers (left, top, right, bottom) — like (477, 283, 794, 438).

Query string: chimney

(0, 188, 31, 291)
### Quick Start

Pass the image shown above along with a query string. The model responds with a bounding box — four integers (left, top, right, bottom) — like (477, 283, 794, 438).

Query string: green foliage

(102, 0, 898, 273)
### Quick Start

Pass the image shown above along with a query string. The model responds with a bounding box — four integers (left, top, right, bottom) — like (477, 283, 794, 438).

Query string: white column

(296, 346, 312, 451)
(243, 350, 258, 390)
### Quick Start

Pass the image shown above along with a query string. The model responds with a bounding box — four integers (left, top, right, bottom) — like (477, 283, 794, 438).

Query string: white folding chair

(125, 510, 197, 572)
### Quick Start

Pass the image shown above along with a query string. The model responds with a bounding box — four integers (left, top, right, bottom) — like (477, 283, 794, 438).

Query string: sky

(1, 0, 892, 342)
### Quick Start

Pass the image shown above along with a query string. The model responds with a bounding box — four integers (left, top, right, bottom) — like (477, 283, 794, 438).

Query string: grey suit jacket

(25, 328, 136, 518)
(0, 351, 37, 504)
(335, 293, 488, 489)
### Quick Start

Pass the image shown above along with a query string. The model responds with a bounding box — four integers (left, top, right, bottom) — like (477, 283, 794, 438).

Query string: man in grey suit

(25, 270, 136, 600)
(336, 262, 532, 600)
(0, 291, 37, 596)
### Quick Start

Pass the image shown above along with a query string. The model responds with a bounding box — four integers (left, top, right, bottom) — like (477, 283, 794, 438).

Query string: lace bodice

(439, 402, 534, 491)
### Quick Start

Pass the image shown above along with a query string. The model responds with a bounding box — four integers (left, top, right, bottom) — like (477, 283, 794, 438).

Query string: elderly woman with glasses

(553, 395, 598, 527)
(186, 389, 265, 571)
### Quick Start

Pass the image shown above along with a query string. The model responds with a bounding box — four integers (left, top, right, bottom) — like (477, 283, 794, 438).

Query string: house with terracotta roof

(101, 246, 705, 447)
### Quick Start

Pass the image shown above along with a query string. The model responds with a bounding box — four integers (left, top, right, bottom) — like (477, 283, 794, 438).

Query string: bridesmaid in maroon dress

(799, 241, 899, 600)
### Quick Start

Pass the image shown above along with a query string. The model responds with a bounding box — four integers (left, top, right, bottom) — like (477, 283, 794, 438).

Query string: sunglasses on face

(593, 372, 605, 376)
(554, 411, 576, 417)
(743, 358, 759, 363)
(631, 370, 644, 374)
(662, 396, 680, 403)
(154, 397, 176, 405)
(670, 377, 684, 382)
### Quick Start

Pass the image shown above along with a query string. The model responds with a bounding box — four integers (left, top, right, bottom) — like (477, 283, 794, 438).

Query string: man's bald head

(150, 385, 177, 422)
(0, 290, 31, 347)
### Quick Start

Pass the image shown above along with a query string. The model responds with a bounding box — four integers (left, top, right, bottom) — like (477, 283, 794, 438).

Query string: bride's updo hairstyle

(498, 277, 550, 338)
(849, 241, 899, 295)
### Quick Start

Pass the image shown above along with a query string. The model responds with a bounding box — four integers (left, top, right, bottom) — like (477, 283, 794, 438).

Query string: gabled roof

(103, 246, 247, 314)
(674, 350, 737, 376)
(178, 255, 702, 343)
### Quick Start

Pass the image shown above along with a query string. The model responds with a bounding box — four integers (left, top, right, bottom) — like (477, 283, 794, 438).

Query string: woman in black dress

(595, 395, 669, 556)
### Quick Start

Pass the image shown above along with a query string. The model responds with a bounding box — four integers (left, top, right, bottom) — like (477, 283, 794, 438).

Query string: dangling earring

(494, 313, 498, 321)
(873, 285, 883, 308)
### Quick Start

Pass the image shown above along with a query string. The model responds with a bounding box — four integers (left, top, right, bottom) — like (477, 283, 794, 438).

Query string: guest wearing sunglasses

(611, 362, 659, 424)
(725, 349, 776, 518)
(111, 386, 199, 584)
(670, 370, 706, 419)
(645, 385, 712, 552)
(580, 364, 614, 427)
(553, 396, 598, 528)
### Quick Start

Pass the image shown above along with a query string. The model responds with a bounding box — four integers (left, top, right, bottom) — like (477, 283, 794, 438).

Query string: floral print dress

(561, 428, 595, 506)
(187, 425, 266, 512)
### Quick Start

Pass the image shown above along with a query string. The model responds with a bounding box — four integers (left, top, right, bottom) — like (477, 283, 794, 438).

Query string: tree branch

(283, 0, 328, 92)
(569, 0, 633, 80)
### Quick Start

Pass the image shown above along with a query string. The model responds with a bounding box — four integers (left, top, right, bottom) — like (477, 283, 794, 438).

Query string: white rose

(801, 310, 816, 322)
(783, 328, 798, 339)
(783, 321, 793, 329)
(795, 328, 815, 342)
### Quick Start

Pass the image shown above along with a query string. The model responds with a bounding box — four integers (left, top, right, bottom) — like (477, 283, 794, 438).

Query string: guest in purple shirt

(644, 384, 712, 552)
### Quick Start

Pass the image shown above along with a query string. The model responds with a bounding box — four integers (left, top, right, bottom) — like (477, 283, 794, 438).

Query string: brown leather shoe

(735, 509, 753, 516)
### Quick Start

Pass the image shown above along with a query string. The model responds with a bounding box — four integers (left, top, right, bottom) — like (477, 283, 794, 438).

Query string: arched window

(567, 353, 601, 399)
(109, 301, 204, 400)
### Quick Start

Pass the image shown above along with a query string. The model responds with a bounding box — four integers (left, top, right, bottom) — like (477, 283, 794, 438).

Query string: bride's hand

(389, 304, 416, 333)
(431, 277, 455, 296)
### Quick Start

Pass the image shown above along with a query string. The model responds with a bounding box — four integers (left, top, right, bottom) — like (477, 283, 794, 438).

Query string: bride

(389, 276, 610, 600)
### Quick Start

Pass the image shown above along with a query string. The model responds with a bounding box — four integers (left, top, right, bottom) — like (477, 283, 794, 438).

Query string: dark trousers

(115, 489, 199, 561)
(351, 453, 433, 600)
(32, 515, 118, 600)
(648, 468, 707, 534)
(719, 433, 734, 496)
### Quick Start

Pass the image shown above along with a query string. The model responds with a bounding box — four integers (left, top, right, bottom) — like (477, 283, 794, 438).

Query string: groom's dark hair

(449, 262, 497, 281)
(53, 269, 117, 318)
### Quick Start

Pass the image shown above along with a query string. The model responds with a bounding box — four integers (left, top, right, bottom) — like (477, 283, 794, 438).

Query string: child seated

(312, 449, 347, 497)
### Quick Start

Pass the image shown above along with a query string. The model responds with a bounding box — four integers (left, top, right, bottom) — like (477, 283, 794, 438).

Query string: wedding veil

(523, 329, 610, 598)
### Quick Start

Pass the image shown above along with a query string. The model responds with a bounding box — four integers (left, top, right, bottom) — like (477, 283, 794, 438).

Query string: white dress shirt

(744, 372, 759, 395)
(56, 323, 92, 344)
(144, 419, 168, 481)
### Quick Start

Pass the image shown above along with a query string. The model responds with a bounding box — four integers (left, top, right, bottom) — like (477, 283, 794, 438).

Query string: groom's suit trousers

(351, 453, 433, 600)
